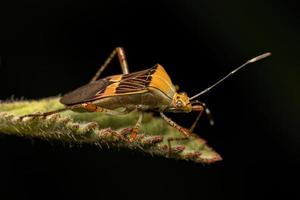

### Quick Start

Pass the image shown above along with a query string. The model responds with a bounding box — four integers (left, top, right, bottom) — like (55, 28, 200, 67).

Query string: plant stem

(0, 97, 222, 164)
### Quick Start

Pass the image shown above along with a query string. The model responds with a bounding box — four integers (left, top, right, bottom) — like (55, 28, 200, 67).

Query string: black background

(0, 0, 299, 200)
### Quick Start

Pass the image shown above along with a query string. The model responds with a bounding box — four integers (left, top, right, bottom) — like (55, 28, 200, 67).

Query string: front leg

(160, 112, 191, 137)
(160, 112, 191, 155)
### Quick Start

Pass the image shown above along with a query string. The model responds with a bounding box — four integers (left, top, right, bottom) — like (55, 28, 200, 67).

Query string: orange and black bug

(21, 47, 271, 150)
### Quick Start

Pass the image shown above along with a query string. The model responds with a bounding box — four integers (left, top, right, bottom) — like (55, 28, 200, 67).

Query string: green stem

(0, 97, 222, 164)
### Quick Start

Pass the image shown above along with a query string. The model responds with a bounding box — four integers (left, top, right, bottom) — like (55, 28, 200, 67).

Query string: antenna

(190, 52, 271, 100)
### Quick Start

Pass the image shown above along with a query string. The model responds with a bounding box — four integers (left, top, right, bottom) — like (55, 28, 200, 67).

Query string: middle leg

(80, 102, 127, 115)
(129, 111, 144, 141)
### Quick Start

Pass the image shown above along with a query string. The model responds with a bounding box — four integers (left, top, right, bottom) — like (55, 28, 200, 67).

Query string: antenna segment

(190, 52, 271, 100)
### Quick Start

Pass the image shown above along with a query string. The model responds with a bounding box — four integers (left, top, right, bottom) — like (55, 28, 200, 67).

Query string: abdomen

(93, 88, 173, 112)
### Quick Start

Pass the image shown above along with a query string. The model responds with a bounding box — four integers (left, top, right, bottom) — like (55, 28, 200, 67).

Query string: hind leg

(20, 104, 82, 119)
(20, 102, 126, 119)
(90, 47, 129, 83)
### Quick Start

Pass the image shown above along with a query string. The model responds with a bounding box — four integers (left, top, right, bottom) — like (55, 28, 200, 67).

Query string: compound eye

(176, 100, 183, 108)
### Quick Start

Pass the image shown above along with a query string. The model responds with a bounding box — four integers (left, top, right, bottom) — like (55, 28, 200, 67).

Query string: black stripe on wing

(115, 66, 157, 93)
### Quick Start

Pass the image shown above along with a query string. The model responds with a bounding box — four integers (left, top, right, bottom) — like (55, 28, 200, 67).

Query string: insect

(21, 47, 271, 150)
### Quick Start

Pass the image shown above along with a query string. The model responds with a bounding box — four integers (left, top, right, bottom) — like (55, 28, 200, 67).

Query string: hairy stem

(0, 97, 222, 164)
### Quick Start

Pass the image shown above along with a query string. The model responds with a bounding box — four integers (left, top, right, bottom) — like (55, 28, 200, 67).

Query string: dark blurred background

(0, 0, 299, 199)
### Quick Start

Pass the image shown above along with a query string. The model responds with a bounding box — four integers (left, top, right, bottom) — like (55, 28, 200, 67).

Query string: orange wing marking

(149, 64, 176, 98)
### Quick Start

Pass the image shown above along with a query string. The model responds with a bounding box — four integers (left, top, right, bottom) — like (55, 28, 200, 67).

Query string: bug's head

(167, 92, 192, 113)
